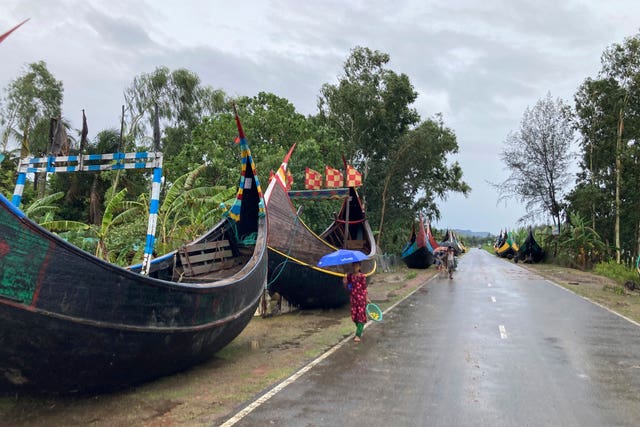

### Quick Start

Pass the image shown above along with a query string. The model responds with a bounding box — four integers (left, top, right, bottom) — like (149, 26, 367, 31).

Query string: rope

(240, 232, 257, 245)
(266, 208, 303, 287)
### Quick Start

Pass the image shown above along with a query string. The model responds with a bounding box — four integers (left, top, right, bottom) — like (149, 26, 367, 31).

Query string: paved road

(222, 249, 640, 426)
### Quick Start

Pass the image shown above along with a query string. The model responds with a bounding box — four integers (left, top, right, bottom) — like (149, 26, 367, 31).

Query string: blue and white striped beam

(11, 172, 27, 207)
(141, 164, 163, 275)
(17, 152, 163, 174)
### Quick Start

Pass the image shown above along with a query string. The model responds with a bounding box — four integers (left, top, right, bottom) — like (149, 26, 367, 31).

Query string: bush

(602, 284, 626, 295)
(594, 261, 639, 286)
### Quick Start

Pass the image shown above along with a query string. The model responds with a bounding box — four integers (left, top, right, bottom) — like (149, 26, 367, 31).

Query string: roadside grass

(593, 261, 639, 286)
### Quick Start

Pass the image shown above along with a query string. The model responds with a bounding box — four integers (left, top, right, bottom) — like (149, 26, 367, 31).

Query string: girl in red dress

(343, 261, 370, 342)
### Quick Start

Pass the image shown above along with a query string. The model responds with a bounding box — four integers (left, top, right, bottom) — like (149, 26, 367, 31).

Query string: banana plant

(558, 212, 606, 269)
(42, 188, 144, 262)
(23, 191, 65, 224)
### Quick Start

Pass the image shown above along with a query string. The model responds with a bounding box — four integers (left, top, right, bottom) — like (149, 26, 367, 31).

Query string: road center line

(499, 325, 508, 339)
(491, 296, 496, 303)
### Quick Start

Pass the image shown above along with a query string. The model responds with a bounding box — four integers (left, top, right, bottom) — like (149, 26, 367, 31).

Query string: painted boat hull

(0, 129, 267, 394)
(267, 249, 348, 309)
(402, 245, 434, 269)
(264, 152, 376, 310)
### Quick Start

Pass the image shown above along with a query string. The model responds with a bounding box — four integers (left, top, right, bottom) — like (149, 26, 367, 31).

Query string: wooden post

(343, 192, 350, 248)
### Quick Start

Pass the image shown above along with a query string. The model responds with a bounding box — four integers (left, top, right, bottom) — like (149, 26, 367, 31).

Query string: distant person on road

(447, 246, 455, 279)
(343, 261, 370, 342)
(435, 249, 445, 273)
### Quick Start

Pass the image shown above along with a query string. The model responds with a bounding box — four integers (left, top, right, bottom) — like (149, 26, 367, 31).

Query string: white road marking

(491, 296, 496, 303)
(499, 325, 508, 339)
(488, 283, 492, 287)
(544, 279, 640, 328)
(219, 269, 440, 426)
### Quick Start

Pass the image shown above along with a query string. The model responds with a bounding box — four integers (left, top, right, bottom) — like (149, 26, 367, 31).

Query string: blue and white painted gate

(11, 151, 163, 275)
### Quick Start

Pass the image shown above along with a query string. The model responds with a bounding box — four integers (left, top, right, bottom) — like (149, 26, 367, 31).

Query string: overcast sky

(2, 0, 639, 234)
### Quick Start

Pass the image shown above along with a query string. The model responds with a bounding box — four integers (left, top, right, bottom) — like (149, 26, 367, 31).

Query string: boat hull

(0, 125, 267, 393)
(264, 166, 376, 310)
(0, 295, 259, 393)
(0, 202, 266, 393)
(267, 249, 349, 309)
(402, 246, 434, 269)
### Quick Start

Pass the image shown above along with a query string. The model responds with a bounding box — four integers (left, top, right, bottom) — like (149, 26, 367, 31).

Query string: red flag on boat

(285, 169, 293, 190)
(304, 167, 322, 190)
(325, 166, 343, 188)
(0, 19, 29, 44)
(345, 165, 362, 187)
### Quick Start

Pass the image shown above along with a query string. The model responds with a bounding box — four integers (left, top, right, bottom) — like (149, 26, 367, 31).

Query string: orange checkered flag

(325, 166, 343, 188)
(286, 169, 294, 190)
(346, 165, 362, 187)
(304, 167, 323, 190)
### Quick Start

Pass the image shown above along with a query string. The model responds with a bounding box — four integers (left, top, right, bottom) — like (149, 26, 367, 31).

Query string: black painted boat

(264, 147, 376, 309)
(515, 229, 545, 263)
(0, 114, 267, 394)
(441, 229, 466, 255)
(401, 213, 434, 269)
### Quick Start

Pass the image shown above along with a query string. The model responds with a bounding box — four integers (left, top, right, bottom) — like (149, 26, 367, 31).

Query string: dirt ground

(1, 259, 638, 427)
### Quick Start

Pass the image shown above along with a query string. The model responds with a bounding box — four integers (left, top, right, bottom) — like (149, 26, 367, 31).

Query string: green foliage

(569, 32, 640, 262)
(0, 61, 63, 156)
(23, 191, 65, 223)
(602, 284, 626, 295)
(405, 271, 417, 280)
(555, 213, 607, 269)
(317, 47, 469, 251)
(594, 261, 639, 286)
(0, 50, 476, 261)
(152, 163, 236, 257)
(123, 66, 226, 147)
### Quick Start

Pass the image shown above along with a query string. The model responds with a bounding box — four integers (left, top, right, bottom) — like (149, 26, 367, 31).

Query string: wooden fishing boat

(515, 229, 545, 263)
(264, 147, 376, 309)
(441, 229, 466, 255)
(0, 113, 267, 394)
(401, 213, 433, 269)
(494, 229, 518, 259)
(426, 221, 440, 253)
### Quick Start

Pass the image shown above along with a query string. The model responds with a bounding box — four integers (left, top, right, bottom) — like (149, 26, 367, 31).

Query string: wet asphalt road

(222, 249, 640, 426)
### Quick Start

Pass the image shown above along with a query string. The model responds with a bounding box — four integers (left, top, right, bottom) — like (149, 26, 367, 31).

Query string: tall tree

(599, 34, 640, 263)
(317, 47, 419, 167)
(497, 93, 574, 232)
(317, 47, 468, 251)
(0, 61, 63, 156)
(123, 66, 226, 151)
(570, 33, 640, 263)
(376, 115, 470, 247)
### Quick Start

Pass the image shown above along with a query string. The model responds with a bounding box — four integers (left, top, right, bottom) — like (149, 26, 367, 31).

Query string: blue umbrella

(317, 249, 369, 267)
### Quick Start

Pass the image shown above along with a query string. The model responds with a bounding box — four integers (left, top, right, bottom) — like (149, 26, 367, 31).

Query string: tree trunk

(637, 220, 640, 273)
(615, 104, 625, 264)
(376, 172, 391, 248)
(589, 138, 596, 230)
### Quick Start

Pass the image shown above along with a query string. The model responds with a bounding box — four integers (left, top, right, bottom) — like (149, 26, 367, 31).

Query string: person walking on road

(343, 261, 370, 342)
(447, 246, 455, 279)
